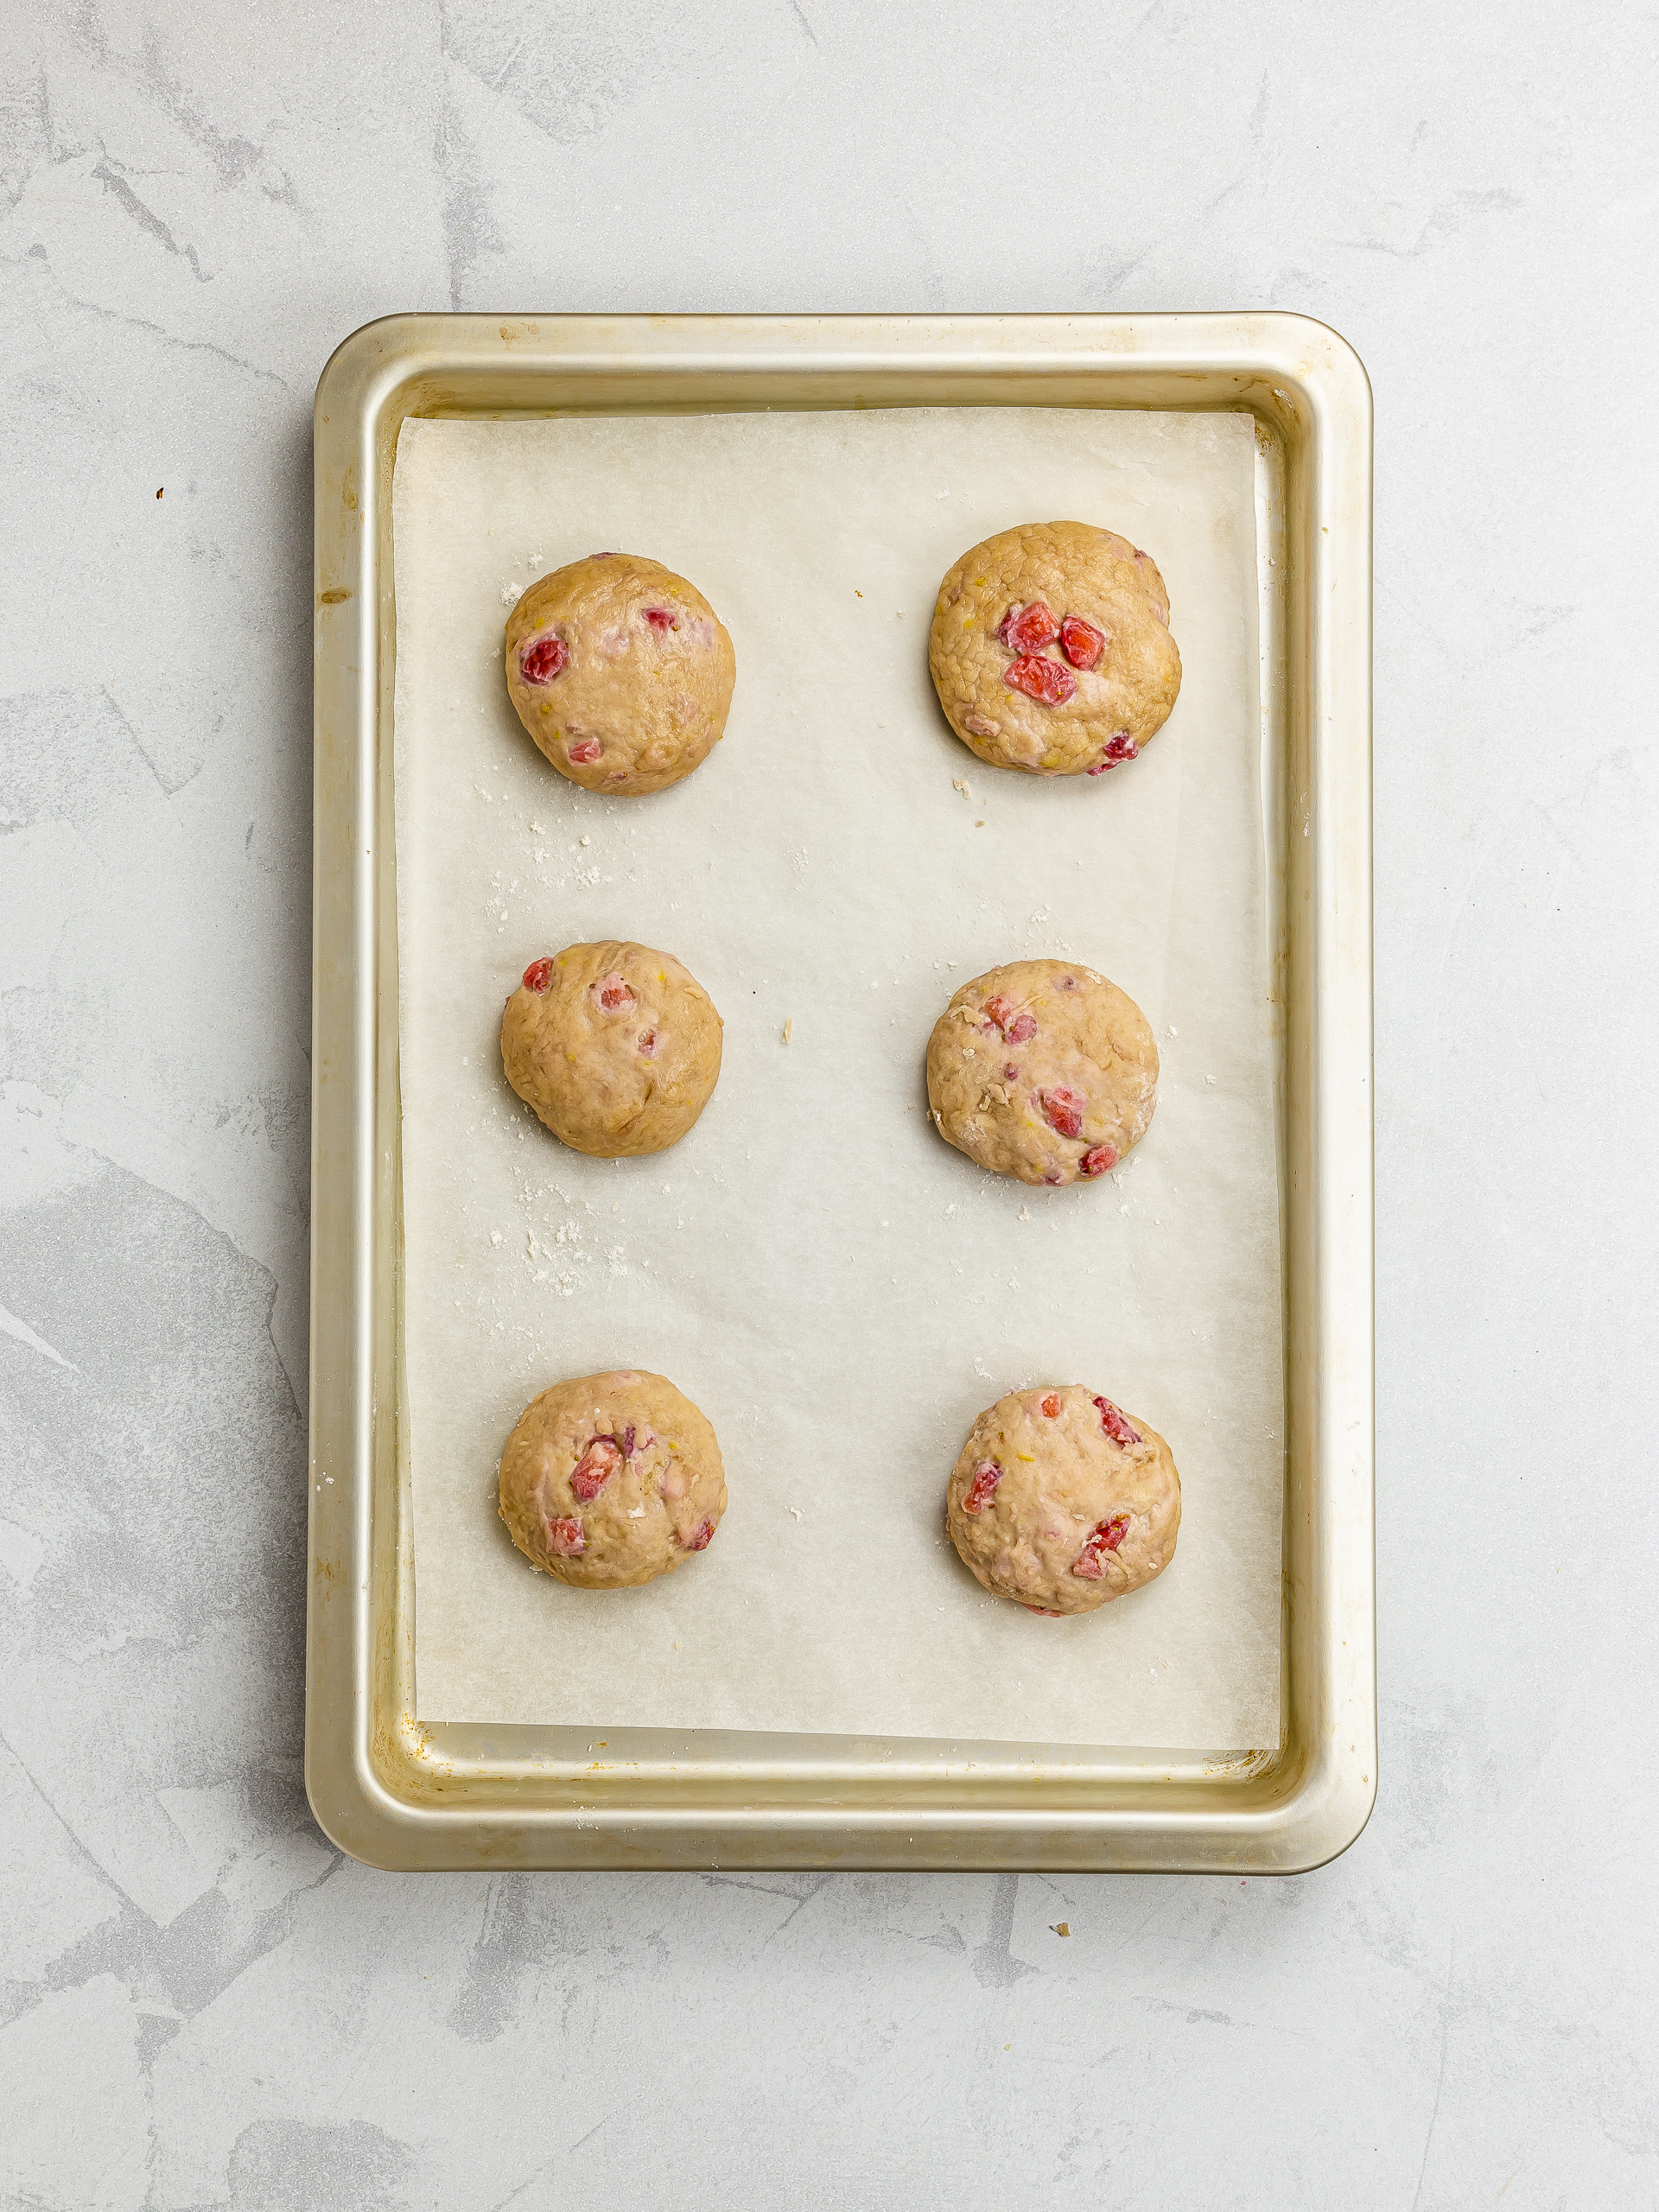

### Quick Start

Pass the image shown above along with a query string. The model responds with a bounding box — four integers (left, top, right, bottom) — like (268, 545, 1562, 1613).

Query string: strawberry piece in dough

(521, 958, 554, 994)
(1093, 1396, 1141, 1448)
(570, 1435, 621, 1502)
(1005, 654, 1077, 708)
(1059, 615, 1106, 670)
(643, 607, 677, 631)
(1005, 601, 1062, 653)
(1079, 1144, 1118, 1178)
(1005, 1013, 1037, 1044)
(547, 1516, 586, 1556)
(679, 1516, 716, 1551)
(1071, 1514, 1131, 1579)
(1038, 1087, 1084, 1140)
(520, 635, 569, 684)
(594, 974, 636, 1014)
(963, 1461, 1001, 1515)
(567, 736, 602, 765)
(1040, 1393, 1062, 1418)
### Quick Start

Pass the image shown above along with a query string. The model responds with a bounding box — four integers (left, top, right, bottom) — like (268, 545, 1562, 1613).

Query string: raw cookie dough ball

(501, 940, 721, 1159)
(928, 520, 1180, 777)
(505, 552, 737, 795)
(925, 958, 1157, 1186)
(946, 1383, 1180, 1615)
(499, 1370, 728, 1590)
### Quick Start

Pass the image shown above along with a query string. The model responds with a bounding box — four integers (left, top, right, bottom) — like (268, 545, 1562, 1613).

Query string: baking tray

(306, 312, 1374, 1872)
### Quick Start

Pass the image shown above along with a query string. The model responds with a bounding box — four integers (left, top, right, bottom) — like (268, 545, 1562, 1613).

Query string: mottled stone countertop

(1, 4, 1652, 2208)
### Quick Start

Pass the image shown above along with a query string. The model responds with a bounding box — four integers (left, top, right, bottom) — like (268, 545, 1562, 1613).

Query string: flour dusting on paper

(392, 406, 1281, 1749)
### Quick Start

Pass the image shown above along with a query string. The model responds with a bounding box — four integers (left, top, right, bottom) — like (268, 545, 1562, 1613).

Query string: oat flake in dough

(505, 552, 736, 794)
(500, 939, 721, 1159)
(928, 520, 1180, 777)
(499, 1370, 728, 1590)
(925, 958, 1158, 1186)
(946, 1383, 1180, 1615)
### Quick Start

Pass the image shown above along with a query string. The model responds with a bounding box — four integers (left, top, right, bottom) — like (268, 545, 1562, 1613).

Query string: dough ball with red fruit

(928, 520, 1180, 777)
(925, 958, 1157, 1186)
(499, 1370, 727, 1590)
(946, 1383, 1179, 1615)
(505, 552, 736, 795)
(501, 940, 721, 1158)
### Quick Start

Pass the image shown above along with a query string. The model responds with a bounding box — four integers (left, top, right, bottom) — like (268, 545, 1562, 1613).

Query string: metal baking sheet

(306, 313, 1374, 1872)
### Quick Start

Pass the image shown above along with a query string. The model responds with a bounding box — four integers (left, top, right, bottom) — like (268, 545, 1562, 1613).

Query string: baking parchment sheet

(392, 405, 1281, 1748)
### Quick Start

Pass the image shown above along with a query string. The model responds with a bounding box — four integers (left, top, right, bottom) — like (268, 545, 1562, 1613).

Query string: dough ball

(501, 940, 721, 1159)
(925, 958, 1157, 1186)
(946, 1383, 1179, 1615)
(505, 552, 736, 795)
(928, 520, 1180, 777)
(499, 1370, 728, 1590)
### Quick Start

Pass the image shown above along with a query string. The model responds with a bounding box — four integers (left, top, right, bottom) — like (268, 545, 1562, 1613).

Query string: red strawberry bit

(982, 993, 1015, 1033)
(570, 1436, 621, 1502)
(547, 1516, 586, 1556)
(1005, 1013, 1037, 1045)
(1006, 654, 1077, 707)
(1038, 1087, 1084, 1140)
(1003, 1061, 1019, 1080)
(1079, 1145, 1118, 1178)
(1040, 1393, 1061, 1418)
(1105, 732, 1138, 763)
(521, 957, 554, 994)
(620, 1424, 636, 1458)
(1059, 615, 1105, 670)
(595, 975, 636, 1013)
(567, 736, 602, 765)
(1093, 1397, 1141, 1448)
(963, 1461, 1001, 1515)
(520, 635, 568, 684)
(1043, 1170, 1064, 1186)
(679, 1516, 716, 1551)
(643, 607, 677, 631)
(1006, 600, 1061, 653)
(1071, 1515, 1130, 1579)
(637, 1029, 659, 1058)
(1060, 976, 1077, 989)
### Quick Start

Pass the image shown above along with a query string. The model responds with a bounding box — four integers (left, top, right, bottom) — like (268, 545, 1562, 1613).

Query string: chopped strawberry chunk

(1040, 1393, 1061, 1418)
(643, 607, 677, 631)
(1059, 615, 1105, 670)
(963, 1460, 1001, 1515)
(570, 1435, 621, 1502)
(1093, 1397, 1141, 1447)
(547, 1516, 586, 1556)
(1005, 601, 1061, 653)
(679, 1516, 716, 1551)
(567, 736, 602, 765)
(1006, 654, 1077, 707)
(521, 957, 554, 994)
(595, 974, 636, 1013)
(1079, 1145, 1117, 1178)
(1038, 1086, 1084, 1140)
(1005, 1013, 1037, 1044)
(620, 1424, 636, 1458)
(1104, 732, 1138, 763)
(637, 1029, 658, 1057)
(520, 635, 568, 683)
(982, 993, 1015, 1033)
(1003, 1062, 1019, 1080)
(1071, 1514, 1130, 1579)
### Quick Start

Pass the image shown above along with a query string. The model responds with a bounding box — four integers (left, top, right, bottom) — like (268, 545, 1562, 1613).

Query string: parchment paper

(392, 405, 1282, 1749)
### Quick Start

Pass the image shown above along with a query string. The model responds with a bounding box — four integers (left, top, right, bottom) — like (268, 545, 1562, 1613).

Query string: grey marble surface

(1, 3, 1654, 2207)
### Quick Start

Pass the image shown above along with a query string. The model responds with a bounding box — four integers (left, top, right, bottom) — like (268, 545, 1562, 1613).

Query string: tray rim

(306, 310, 1374, 1872)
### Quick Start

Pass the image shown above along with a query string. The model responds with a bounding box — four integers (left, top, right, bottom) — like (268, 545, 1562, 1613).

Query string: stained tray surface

(307, 313, 1373, 1872)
